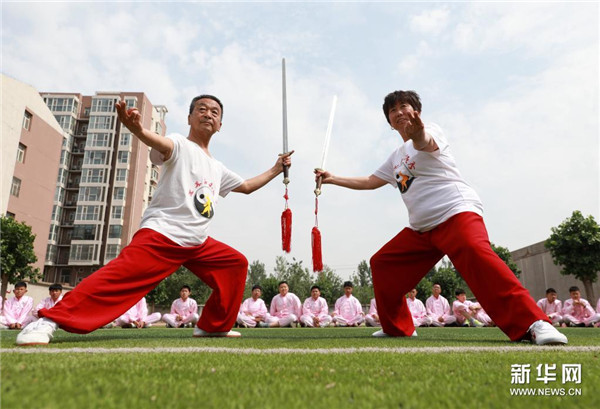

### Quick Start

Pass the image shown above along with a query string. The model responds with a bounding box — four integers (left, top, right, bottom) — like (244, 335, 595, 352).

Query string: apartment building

(41, 91, 167, 286)
(2, 75, 65, 274)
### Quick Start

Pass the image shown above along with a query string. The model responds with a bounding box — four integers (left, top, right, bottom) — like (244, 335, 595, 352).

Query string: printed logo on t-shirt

(394, 154, 416, 194)
(194, 186, 214, 218)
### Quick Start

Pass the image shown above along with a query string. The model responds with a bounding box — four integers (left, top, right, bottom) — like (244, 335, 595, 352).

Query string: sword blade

(282, 58, 288, 154)
(320, 95, 337, 170)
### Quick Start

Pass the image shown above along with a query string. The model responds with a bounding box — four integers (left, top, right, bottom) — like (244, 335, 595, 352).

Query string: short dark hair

(455, 288, 466, 296)
(545, 288, 557, 294)
(343, 281, 353, 288)
(382, 90, 422, 124)
(278, 281, 288, 287)
(14, 281, 27, 288)
(251, 284, 263, 292)
(189, 95, 224, 119)
(568, 286, 580, 293)
(49, 283, 63, 291)
(310, 285, 321, 291)
(181, 285, 191, 292)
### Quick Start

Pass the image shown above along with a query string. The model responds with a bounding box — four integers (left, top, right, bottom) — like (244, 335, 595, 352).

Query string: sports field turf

(1, 327, 598, 409)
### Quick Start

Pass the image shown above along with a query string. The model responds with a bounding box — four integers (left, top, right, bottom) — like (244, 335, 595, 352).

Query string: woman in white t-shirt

(314, 90, 566, 346)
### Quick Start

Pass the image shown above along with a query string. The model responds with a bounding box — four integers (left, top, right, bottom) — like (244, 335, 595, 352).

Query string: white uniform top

(597, 298, 600, 313)
(2, 295, 33, 324)
(169, 297, 198, 319)
(374, 123, 483, 231)
(121, 297, 150, 321)
(426, 294, 452, 317)
(407, 297, 427, 319)
(239, 297, 268, 319)
(367, 298, 378, 316)
(270, 293, 302, 318)
(563, 298, 596, 320)
(141, 134, 244, 246)
(536, 298, 563, 316)
(302, 297, 329, 317)
(33, 295, 63, 318)
(334, 294, 363, 321)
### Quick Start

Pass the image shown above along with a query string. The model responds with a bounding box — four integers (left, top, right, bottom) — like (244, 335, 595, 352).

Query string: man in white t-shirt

(18, 95, 293, 346)
(314, 90, 566, 345)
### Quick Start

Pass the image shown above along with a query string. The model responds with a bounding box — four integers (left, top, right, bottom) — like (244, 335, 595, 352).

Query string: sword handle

(283, 165, 290, 185)
(314, 168, 323, 196)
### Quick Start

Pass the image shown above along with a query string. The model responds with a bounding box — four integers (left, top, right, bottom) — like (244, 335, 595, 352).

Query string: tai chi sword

(314, 95, 337, 195)
(282, 58, 290, 184)
(281, 58, 292, 252)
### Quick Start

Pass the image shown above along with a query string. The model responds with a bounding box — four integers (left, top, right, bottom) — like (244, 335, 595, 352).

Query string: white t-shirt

(374, 123, 483, 231)
(140, 134, 244, 246)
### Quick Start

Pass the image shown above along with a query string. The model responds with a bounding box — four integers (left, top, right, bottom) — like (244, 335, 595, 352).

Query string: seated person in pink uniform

(536, 288, 564, 327)
(365, 298, 381, 327)
(452, 288, 493, 327)
(300, 285, 332, 328)
(33, 283, 64, 319)
(332, 281, 365, 327)
(162, 285, 199, 328)
(425, 283, 457, 327)
(406, 288, 432, 327)
(237, 285, 269, 328)
(1, 282, 35, 329)
(562, 286, 600, 327)
(267, 281, 302, 328)
(115, 297, 161, 328)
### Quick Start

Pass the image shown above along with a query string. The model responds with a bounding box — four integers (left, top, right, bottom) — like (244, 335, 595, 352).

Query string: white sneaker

(529, 320, 568, 345)
(372, 329, 417, 337)
(193, 327, 241, 338)
(16, 318, 57, 346)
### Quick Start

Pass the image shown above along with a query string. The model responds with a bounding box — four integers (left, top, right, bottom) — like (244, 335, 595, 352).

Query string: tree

(312, 266, 344, 304)
(349, 260, 374, 304)
(146, 266, 212, 310)
(0, 216, 41, 305)
(243, 260, 267, 299)
(272, 256, 312, 298)
(426, 260, 464, 301)
(545, 210, 600, 301)
(490, 242, 521, 277)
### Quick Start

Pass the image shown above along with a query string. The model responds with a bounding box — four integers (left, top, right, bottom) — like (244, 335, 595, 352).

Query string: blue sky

(2, 2, 598, 279)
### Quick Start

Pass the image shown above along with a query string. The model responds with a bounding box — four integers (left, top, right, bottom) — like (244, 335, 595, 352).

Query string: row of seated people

(4, 281, 599, 331)
(0, 282, 200, 330)
(536, 286, 600, 327)
(238, 282, 494, 329)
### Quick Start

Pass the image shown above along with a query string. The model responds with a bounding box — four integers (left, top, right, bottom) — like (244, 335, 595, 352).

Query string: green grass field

(1, 327, 599, 409)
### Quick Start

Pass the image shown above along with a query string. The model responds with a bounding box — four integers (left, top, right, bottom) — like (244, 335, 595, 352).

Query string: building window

(88, 116, 113, 130)
(69, 244, 96, 261)
(117, 151, 129, 164)
(72, 224, 97, 240)
(16, 143, 26, 163)
(111, 206, 123, 219)
(83, 150, 107, 165)
(60, 268, 71, 283)
(115, 169, 128, 182)
(22, 111, 32, 130)
(78, 186, 104, 202)
(105, 244, 121, 262)
(113, 187, 126, 201)
(81, 168, 106, 184)
(86, 133, 111, 148)
(125, 98, 137, 109)
(10, 177, 21, 197)
(75, 205, 102, 221)
(6, 212, 15, 219)
(108, 225, 122, 239)
(91, 98, 115, 113)
(119, 133, 131, 147)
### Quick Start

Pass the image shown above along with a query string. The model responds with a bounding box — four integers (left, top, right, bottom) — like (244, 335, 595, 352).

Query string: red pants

(39, 228, 248, 334)
(370, 212, 547, 341)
